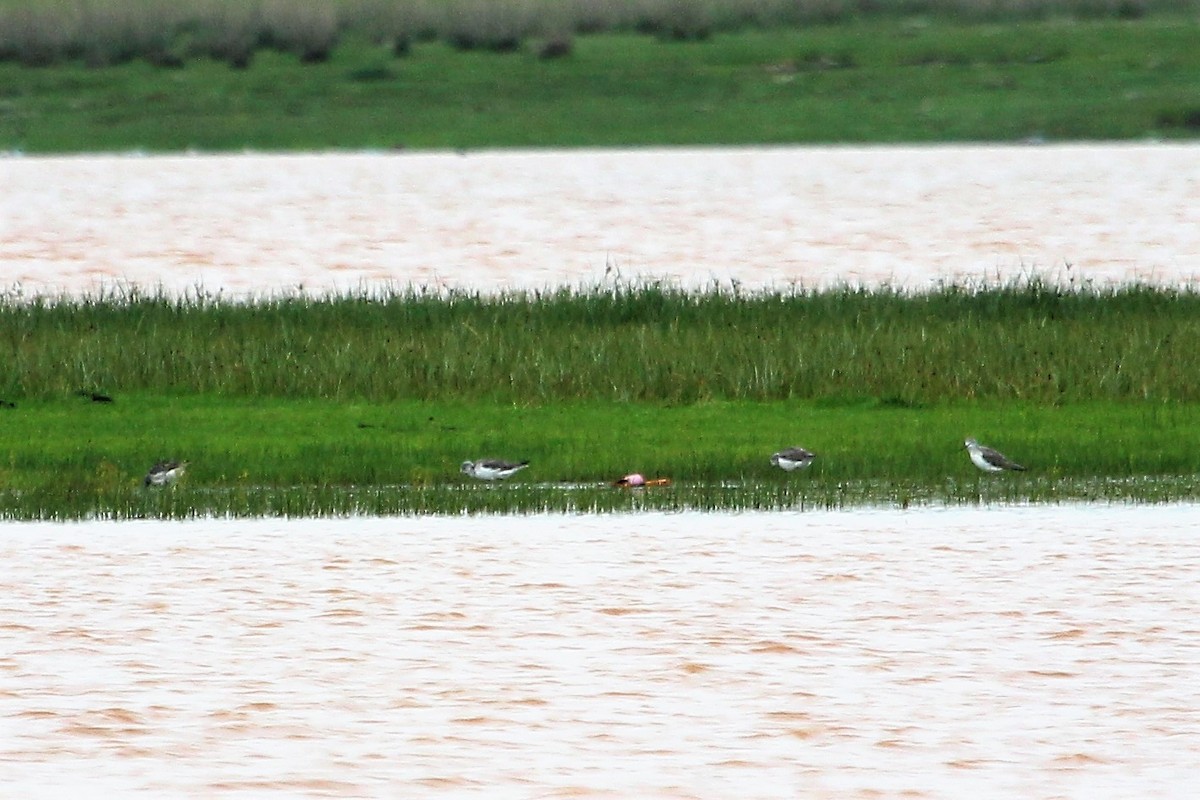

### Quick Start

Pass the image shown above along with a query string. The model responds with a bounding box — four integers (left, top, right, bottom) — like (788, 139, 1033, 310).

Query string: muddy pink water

(3, 147, 1199, 796)
(2, 507, 1198, 798)
(2, 144, 1198, 296)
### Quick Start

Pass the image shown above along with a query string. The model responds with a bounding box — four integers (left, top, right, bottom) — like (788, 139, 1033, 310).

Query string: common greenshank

(770, 446, 816, 472)
(461, 459, 529, 481)
(144, 460, 188, 487)
(964, 439, 1026, 472)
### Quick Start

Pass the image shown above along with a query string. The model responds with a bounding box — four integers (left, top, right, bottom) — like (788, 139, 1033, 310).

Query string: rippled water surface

(3, 506, 1198, 798)
(4, 146, 1199, 796)
(2, 144, 1198, 297)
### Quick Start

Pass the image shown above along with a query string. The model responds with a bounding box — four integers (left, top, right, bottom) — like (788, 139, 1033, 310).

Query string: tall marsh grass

(5, 287, 1200, 522)
(3, 281, 1200, 405)
(0, 0, 1195, 67)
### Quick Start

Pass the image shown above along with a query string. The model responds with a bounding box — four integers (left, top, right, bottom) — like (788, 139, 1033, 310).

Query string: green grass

(5, 281, 1200, 405)
(3, 17, 1199, 151)
(3, 283, 1200, 518)
(2, 395, 1200, 519)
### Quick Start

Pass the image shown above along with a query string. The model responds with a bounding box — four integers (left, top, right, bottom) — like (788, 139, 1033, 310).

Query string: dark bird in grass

(964, 438, 1026, 472)
(770, 446, 816, 472)
(460, 459, 529, 481)
(144, 460, 188, 487)
(0, 399, 14, 409)
(77, 390, 113, 403)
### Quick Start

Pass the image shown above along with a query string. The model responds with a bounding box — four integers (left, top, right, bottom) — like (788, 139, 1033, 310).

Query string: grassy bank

(2, 394, 1200, 519)
(2, 284, 1199, 518)
(3, 14, 1199, 151)
(5, 282, 1200, 405)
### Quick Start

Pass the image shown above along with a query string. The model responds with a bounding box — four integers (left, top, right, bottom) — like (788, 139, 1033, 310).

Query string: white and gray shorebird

(770, 446, 816, 472)
(144, 460, 188, 487)
(964, 438, 1026, 473)
(461, 458, 530, 481)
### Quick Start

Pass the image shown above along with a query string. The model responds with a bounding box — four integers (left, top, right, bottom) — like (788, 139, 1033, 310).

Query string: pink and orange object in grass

(613, 473, 672, 488)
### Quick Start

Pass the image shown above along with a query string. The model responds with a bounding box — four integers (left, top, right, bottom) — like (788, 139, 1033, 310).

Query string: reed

(4, 475, 1200, 521)
(5, 282, 1200, 519)
(4, 281, 1200, 405)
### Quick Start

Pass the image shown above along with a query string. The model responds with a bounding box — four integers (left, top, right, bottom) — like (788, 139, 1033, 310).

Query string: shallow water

(2, 143, 1198, 298)
(4, 145, 1199, 796)
(3, 506, 1198, 798)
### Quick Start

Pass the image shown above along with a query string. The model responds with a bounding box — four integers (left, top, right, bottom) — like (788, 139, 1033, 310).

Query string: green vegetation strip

(3, 283, 1199, 518)
(3, 14, 1199, 151)
(6, 281, 1200, 405)
(2, 397, 1199, 519)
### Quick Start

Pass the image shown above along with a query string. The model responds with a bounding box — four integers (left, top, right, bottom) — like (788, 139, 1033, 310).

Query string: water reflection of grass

(4, 282, 1200, 518)
(6, 474, 1200, 521)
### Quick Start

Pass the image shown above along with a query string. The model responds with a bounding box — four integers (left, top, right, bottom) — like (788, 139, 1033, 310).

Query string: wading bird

(144, 460, 188, 487)
(770, 446, 816, 472)
(964, 438, 1026, 472)
(461, 458, 529, 481)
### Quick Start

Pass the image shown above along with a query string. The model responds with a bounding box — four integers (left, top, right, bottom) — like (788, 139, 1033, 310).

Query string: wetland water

(3, 145, 1199, 797)
(2, 507, 1199, 798)
(2, 143, 1198, 297)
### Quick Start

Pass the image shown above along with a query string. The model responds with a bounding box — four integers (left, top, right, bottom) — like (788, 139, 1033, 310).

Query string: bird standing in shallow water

(964, 439, 1026, 472)
(461, 459, 529, 481)
(770, 446, 816, 472)
(144, 460, 188, 487)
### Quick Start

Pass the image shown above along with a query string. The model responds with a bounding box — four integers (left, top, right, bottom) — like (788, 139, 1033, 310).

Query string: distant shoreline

(2, 16, 1198, 153)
